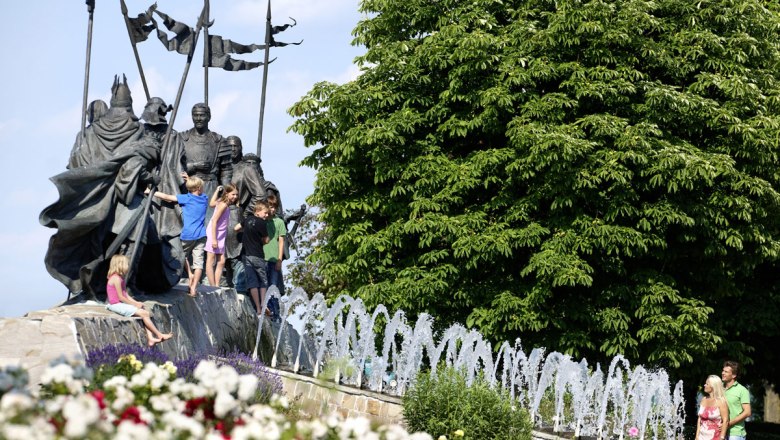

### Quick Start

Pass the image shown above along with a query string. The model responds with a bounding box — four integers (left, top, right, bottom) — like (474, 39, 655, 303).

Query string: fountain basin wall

(273, 367, 404, 424)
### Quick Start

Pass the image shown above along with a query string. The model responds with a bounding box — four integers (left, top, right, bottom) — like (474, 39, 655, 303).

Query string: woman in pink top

(106, 254, 173, 347)
(205, 184, 238, 287)
(696, 375, 729, 440)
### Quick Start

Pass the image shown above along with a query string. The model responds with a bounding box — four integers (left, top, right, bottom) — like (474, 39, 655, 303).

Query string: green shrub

(402, 367, 532, 440)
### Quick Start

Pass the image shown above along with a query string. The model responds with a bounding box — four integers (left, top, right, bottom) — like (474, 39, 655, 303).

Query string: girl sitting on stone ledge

(106, 254, 173, 347)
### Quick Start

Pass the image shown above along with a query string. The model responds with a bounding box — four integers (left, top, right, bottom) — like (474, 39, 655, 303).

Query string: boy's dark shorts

(243, 255, 268, 290)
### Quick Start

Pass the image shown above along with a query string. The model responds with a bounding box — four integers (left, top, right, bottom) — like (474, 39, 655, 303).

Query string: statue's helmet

(110, 74, 133, 109)
(141, 97, 172, 126)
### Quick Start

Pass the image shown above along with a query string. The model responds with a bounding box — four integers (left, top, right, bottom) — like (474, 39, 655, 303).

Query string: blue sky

(0, 0, 364, 317)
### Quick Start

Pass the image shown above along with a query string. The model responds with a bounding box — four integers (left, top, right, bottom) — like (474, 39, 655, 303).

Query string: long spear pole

(255, 0, 273, 159)
(120, 0, 151, 102)
(127, 5, 209, 282)
(203, 0, 210, 105)
(79, 0, 95, 146)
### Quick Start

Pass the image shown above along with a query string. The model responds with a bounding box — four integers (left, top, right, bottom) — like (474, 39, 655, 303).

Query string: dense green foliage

(402, 367, 532, 440)
(289, 0, 780, 385)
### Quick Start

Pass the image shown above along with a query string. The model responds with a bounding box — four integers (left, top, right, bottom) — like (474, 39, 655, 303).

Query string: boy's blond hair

(254, 200, 270, 213)
(108, 254, 130, 278)
(185, 176, 204, 192)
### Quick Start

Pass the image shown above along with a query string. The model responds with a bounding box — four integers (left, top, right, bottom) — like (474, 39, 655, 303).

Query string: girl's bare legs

(205, 251, 217, 286)
(214, 253, 226, 287)
(135, 309, 173, 346)
(145, 328, 160, 347)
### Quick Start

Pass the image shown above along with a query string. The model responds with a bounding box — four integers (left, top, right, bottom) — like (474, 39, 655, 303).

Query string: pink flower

(628, 427, 640, 437)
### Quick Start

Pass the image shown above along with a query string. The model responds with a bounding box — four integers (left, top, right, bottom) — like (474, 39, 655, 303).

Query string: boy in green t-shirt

(264, 194, 287, 318)
(722, 360, 752, 440)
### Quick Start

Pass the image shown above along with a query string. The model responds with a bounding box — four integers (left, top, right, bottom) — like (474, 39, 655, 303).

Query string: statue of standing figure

(180, 103, 232, 204)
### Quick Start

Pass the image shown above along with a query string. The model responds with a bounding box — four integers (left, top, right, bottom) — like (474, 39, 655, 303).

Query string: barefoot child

(105, 254, 173, 347)
(206, 184, 239, 287)
(149, 175, 208, 297)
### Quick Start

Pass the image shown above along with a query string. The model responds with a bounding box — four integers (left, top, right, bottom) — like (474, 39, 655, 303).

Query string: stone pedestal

(0, 285, 261, 390)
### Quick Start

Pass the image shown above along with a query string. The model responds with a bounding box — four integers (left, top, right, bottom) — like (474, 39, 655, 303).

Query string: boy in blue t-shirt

(150, 176, 208, 297)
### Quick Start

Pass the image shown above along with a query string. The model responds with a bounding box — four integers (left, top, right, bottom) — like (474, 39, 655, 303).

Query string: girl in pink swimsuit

(205, 184, 239, 287)
(105, 254, 173, 347)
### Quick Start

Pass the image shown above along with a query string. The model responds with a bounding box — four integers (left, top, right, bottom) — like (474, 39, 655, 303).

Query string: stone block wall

(270, 368, 404, 425)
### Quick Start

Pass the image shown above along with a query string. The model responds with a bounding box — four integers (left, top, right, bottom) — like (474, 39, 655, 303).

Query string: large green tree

(289, 0, 780, 386)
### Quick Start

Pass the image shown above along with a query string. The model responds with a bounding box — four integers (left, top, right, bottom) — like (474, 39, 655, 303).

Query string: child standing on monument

(234, 200, 270, 316)
(206, 184, 239, 287)
(264, 194, 287, 318)
(148, 175, 208, 297)
(105, 254, 173, 347)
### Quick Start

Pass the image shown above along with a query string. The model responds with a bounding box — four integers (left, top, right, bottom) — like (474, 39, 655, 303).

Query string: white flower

(380, 424, 414, 440)
(162, 361, 177, 376)
(62, 394, 101, 438)
(270, 394, 289, 409)
(232, 420, 282, 440)
(237, 374, 259, 402)
(43, 395, 67, 414)
(246, 404, 285, 424)
(0, 393, 34, 414)
(193, 360, 219, 388)
(114, 420, 152, 440)
(40, 363, 74, 385)
(149, 393, 183, 413)
(298, 419, 329, 438)
(339, 416, 372, 439)
(168, 378, 202, 398)
(130, 363, 170, 391)
(214, 365, 240, 394)
(111, 386, 136, 411)
(1, 417, 56, 440)
(214, 391, 238, 418)
(39, 363, 85, 394)
(160, 411, 205, 437)
(103, 375, 129, 389)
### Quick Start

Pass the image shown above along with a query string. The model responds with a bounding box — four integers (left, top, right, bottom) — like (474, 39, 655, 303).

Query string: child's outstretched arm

(150, 190, 178, 203)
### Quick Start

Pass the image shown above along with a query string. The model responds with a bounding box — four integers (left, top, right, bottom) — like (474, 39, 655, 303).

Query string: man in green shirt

(722, 361, 752, 440)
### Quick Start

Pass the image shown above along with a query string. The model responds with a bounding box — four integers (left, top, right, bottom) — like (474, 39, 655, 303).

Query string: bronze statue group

(40, 75, 302, 345)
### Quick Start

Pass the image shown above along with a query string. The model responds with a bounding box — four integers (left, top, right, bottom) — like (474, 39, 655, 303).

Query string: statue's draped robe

(67, 109, 144, 169)
(232, 157, 268, 216)
(40, 123, 187, 297)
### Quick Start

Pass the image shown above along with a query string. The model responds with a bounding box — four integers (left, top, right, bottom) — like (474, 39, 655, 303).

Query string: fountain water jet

(251, 290, 685, 438)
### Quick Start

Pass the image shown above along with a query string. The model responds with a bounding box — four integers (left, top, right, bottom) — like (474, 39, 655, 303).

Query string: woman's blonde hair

(108, 254, 130, 278)
(706, 375, 726, 401)
(220, 183, 238, 204)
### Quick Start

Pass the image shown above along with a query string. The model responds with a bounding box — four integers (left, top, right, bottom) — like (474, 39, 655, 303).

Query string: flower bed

(0, 354, 433, 439)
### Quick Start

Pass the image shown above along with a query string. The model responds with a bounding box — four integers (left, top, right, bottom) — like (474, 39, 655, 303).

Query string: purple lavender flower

(85, 344, 169, 370)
